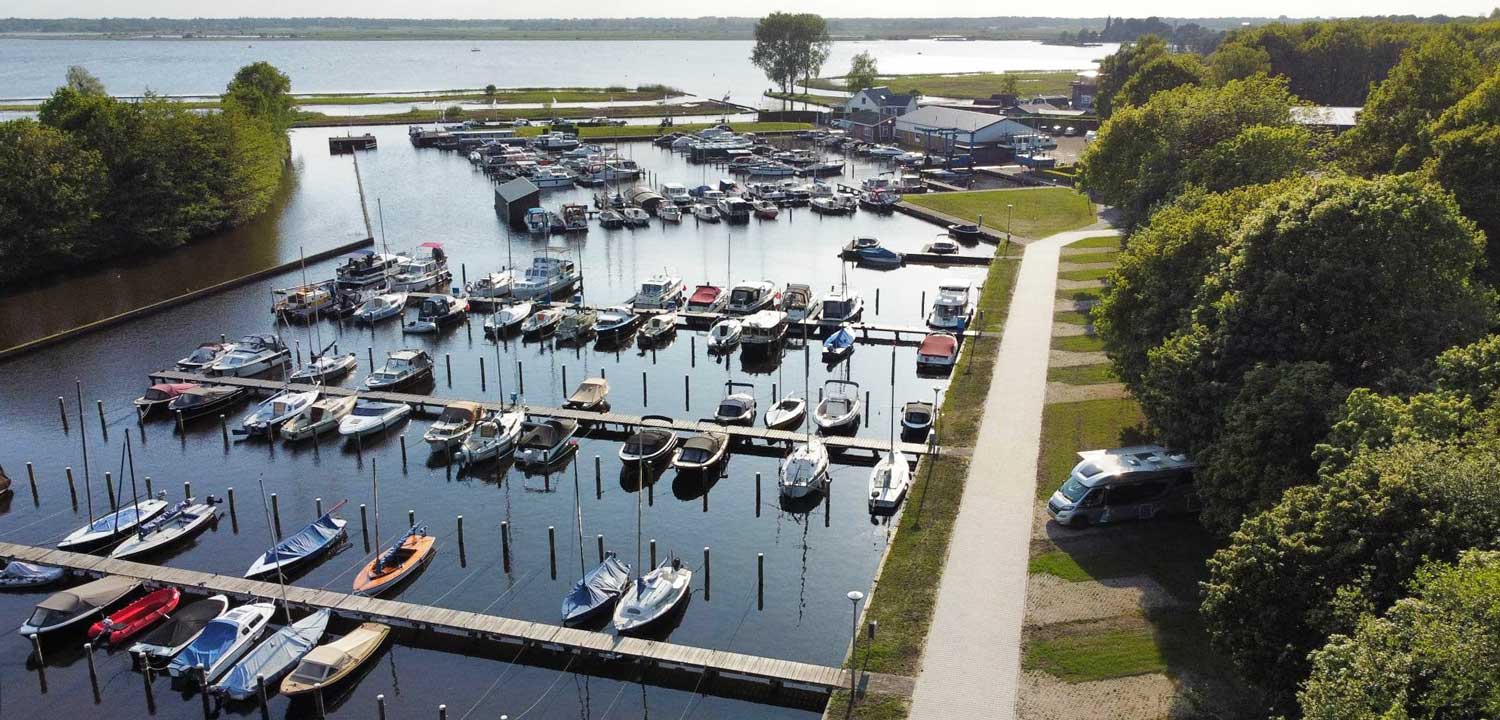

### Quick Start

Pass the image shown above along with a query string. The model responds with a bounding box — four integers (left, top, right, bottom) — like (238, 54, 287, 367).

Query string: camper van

(1046, 445, 1199, 526)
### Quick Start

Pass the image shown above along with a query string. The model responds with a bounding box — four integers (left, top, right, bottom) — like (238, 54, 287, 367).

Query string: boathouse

(493, 176, 541, 231)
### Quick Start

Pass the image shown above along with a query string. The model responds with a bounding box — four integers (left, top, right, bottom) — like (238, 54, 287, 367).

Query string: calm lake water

(0, 125, 995, 718)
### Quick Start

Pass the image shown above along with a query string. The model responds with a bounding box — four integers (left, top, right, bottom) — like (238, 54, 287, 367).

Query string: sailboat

(287, 246, 359, 383)
(869, 345, 911, 512)
(562, 460, 630, 625)
(353, 462, 435, 597)
(212, 609, 331, 701)
(245, 503, 348, 579)
(59, 433, 167, 552)
(612, 428, 693, 635)
(780, 341, 830, 499)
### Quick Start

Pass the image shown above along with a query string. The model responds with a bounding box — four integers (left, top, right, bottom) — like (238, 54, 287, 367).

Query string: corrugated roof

(895, 105, 1012, 133)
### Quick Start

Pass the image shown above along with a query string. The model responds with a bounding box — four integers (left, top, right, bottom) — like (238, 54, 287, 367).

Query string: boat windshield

(351, 405, 391, 417)
(717, 402, 744, 417)
(290, 660, 339, 684)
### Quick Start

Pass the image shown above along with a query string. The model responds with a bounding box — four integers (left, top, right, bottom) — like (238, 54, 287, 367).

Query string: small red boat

(916, 332, 959, 371)
(87, 587, 180, 645)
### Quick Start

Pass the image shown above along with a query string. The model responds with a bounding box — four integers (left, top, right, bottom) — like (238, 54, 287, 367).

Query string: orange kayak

(352, 527, 435, 596)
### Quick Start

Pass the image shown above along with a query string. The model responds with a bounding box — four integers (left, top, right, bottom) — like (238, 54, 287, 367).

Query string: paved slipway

(908, 226, 1121, 719)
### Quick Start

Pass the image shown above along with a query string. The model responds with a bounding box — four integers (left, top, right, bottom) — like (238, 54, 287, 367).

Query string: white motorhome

(1046, 445, 1199, 526)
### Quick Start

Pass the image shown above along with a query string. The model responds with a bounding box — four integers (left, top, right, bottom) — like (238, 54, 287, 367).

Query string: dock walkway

(0, 541, 913, 704)
(146, 370, 945, 460)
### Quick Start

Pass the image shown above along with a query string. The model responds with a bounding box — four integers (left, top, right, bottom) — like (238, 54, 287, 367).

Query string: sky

(5, 1, 1497, 19)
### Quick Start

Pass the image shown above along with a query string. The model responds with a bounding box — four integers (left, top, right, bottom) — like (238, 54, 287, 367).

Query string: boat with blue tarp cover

(167, 602, 275, 680)
(562, 552, 631, 625)
(212, 609, 331, 701)
(244, 503, 348, 579)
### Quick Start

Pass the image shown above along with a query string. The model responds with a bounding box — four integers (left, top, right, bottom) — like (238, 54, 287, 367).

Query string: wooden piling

(220, 414, 229, 445)
(691, 336, 696, 367)
(865, 391, 871, 427)
(400, 434, 407, 468)
(145, 475, 153, 498)
(360, 504, 369, 548)
(183, 480, 192, 500)
(66, 466, 77, 508)
(457, 514, 465, 550)
(703, 547, 711, 600)
(642, 370, 648, 405)
(377, 694, 387, 720)
(501, 521, 511, 573)
(368, 347, 375, 371)
(31, 634, 46, 693)
(597, 534, 604, 564)
(650, 538, 657, 569)
(480, 357, 486, 392)
(141, 655, 156, 712)
(562, 366, 568, 398)
(58, 396, 68, 432)
(445, 353, 452, 386)
(757, 552, 765, 610)
(256, 674, 268, 718)
(271, 493, 281, 537)
(548, 526, 557, 579)
(315, 497, 322, 516)
(104, 471, 116, 511)
(440, 704, 448, 720)
(227, 487, 237, 528)
(408, 509, 415, 527)
(755, 472, 762, 517)
(920, 290, 926, 317)
(97, 400, 107, 435)
(26, 463, 37, 504)
(594, 455, 601, 499)
(84, 643, 100, 702)
(198, 665, 211, 718)
(517, 360, 525, 393)
(684, 375, 690, 411)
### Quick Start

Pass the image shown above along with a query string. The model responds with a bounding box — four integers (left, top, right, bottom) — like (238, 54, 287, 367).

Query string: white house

(840, 86, 919, 119)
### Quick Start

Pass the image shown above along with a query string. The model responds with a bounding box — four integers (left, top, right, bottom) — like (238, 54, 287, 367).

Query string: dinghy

(352, 525, 436, 597)
(88, 587, 180, 645)
(561, 553, 631, 626)
(516, 419, 578, 467)
(18, 576, 139, 637)
(129, 594, 230, 666)
(638, 313, 677, 345)
(813, 379, 863, 434)
(281, 623, 390, 697)
(58, 499, 170, 552)
(245, 506, 347, 579)
(764, 396, 807, 431)
(671, 431, 730, 472)
(0, 562, 63, 589)
(821, 325, 855, 362)
(453, 409, 525, 466)
(612, 558, 693, 634)
(168, 602, 275, 681)
(109, 497, 221, 560)
(213, 609, 331, 701)
(280, 395, 357, 442)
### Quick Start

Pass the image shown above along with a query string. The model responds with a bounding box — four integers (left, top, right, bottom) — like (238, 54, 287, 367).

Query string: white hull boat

(454, 410, 525, 466)
(868, 449, 911, 512)
(612, 560, 693, 634)
(280, 395, 358, 442)
(59, 500, 170, 552)
(354, 292, 408, 323)
(779, 439, 829, 499)
(339, 400, 412, 437)
(109, 499, 221, 560)
(167, 603, 275, 681)
(487, 300, 535, 334)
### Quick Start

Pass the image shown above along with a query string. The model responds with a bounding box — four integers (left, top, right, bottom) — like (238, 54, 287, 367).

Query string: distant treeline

(0, 63, 293, 289)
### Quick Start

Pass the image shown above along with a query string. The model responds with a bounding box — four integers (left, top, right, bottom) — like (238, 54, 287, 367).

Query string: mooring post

(650, 538, 657, 568)
(84, 643, 99, 702)
(865, 391, 872, 427)
(562, 366, 568, 397)
(176, 410, 186, 438)
(439, 704, 448, 720)
(457, 514, 465, 550)
(400, 434, 407, 469)
(920, 290, 926, 317)
(26, 463, 37, 504)
(480, 357, 486, 392)
(648, 475, 654, 506)
(198, 665, 211, 718)
(359, 503, 369, 548)
(704, 546, 711, 600)
(691, 335, 696, 367)
(314, 683, 326, 718)
(65, 466, 77, 508)
(271, 493, 282, 537)
(445, 353, 453, 386)
(368, 346, 375, 371)
(594, 455, 602, 499)
(183, 480, 192, 500)
(96, 400, 107, 436)
(517, 360, 525, 393)
(145, 475, 153, 498)
(548, 526, 557, 579)
(104, 471, 116, 511)
(757, 552, 765, 610)
(501, 521, 511, 573)
(755, 472, 762, 517)
(219, 414, 228, 446)
(597, 534, 605, 564)
(684, 375, 690, 411)
(377, 694, 387, 720)
(31, 633, 47, 693)
(772, 383, 777, 403)
(58, 396, 69, 432)
(227, 487, 237, 524)
(141, 654, 156, 712)
(315, 497, 322, 516)
(256, 674, 268, 719)
(408, 509, 415, 527)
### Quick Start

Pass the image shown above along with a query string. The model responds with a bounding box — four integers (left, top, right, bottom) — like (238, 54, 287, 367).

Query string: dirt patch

(1058, 261, 1117, 272)
(1046, 382, 1128, 405)
(1056, 277, 1107, 291)
(1050, 350, 1109, 368)
(1017, 671, 1176, 720)
(1053, 322, 1090, 337)
(1055, 297, 1099, 314)
(1026, 573, 1186, 627)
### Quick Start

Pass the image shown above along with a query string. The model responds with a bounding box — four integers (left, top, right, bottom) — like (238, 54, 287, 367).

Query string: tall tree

(222, 61, 294, 127)
(751, 12, 826, 94)
(0, 120, 106, 279)
(64, 65, 106, 96)
(1206, 43, 1271, 84)
(1114, 52, 1208, 109)
(1432, 73, 1500, 282)
(1093, 34, 1168, 118)
(845, 51, 879, 93)
(1338, 34, 1484, 174)
(792, 13, 832, 92)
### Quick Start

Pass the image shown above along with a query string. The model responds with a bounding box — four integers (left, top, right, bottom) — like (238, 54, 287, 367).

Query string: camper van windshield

(1059, 476, 1090, 502)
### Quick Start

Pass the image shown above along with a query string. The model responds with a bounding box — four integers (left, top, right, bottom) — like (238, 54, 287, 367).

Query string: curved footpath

(907, 226, 1121, 719)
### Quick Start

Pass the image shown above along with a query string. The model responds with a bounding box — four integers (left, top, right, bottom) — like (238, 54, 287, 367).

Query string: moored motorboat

(638, 313, 677, 345)
(168, 385, 251, 420)
(621, 207, 651, 227)
(167, 602, 275, 681)
(781, 283, 820, 322)
(925, 238, 960, 254)
(512, 256, 581, 300)
(927, 279, 975, 330)
(454, 409, 525, 466)
(486, 300, 535, 334)
(516, 419, 579, 467)
(612, 558, 693, 634)
(87, 587, 180, 646)
(177, 342, 232, 372)
(59, 499, 170, 553)
(109, 498, 221, 560)
(764, 395, 807, 430)
(402, 294, 467, 334)
(352, 526, 436, 597)
(707, 317, 742, 352)
(740, 310, 788, 354)
(244, 508, 347, 579)
(288, 350, 359, 384)
(685, 284, 727, 314)
(422, 401, 483, 452)
(713, 382, 757, 426)
(752, 199, 779, 219)
(692, 203, 722, 223)
(916, 332, 959, 371)
(207, 334, 290, 378)
(521, 306, 564, 337)
(338, 400, 412, 438)
(672, 431, 730, 472)
(389, 243, 452, 293)
(556, 305, 599, 342)
(869, 448, 912, 512)
(129, 594, 230, 666)
(465, 270, 514, 303)
(238, 388, 319, 437)
(134, 383, 199, 417)
(822, 325, 855, 362)
(353, 291, 408, 323)
(212, 609, 330, 701)
(363, 349, 434, 391)
(813, 379, 863, 434)
(727, 281, 778, 315)
(820, 287, 864, 324)
(564, 378, 610, 411)
(618, 419, 679, 464)
(595, 305, 640, 337)
(18, 576, 140, 637)
(562, 553, 631, 625)
(948, 223, 982, 241)
(901, 401, 937, 441)
(280, 623, 390, 697)
(280, 395, 358, 442)
(634, 272, 685, 311)
(0, 562, 63, 589)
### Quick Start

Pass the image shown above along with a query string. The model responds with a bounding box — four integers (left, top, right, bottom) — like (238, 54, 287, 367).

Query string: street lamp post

(847, 590, 865, 698)
(1006, 203, 1014, 255)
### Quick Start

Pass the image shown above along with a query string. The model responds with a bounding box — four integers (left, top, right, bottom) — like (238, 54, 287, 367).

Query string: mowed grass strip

(1067, 235, 1123, 250)
(1053, 310, 1092, 325)
(1052, 334, 1104, 353)
(857, 258, 1018, 676)
(1025, 626, 1167, 682)
(905, 188, 1095, 240)
(1036, 398, 1147, 501)
(1063, 250, 1121, 264)
(1028, 550, 1095, 582)
(1048, 363, 1116, 385)
(1058, 267, 1112, 282)
(1057, 287, 1105, 303)
(825, 692, 911, 720)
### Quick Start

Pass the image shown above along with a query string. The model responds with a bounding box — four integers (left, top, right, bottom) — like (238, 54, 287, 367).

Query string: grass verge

(1051, 334, 1103, 353)
(1061, 250, 1119, 264)
(1053, 310, 1091, 325)
(825, 691, 911, 720)
(1057, 287, 1104, 304)
(1047, 363, 1115, 385)
(1024, 625, 1167, 682)
(806, 70, 1078, 99)
(1057, 267, 1111, 282)
(1067, 235, 1123, 250)
(1035, 398, 1147, 501)
(904, 188, 1095, 240)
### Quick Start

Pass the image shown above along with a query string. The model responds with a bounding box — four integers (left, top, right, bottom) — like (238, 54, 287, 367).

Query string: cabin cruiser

(618, 418, 679, 464)
(280, 395, 358, 442)
(714, 383, 757, 426)
(727, 281, 778, 315)
(534, 132, 580, 152)
(595, 306, 640, 337)
(390, 243, 452, 293)
(402, 294, 467, 334)
(512, 256, 581, 300)
(177, 342, 233, 372)
(821, 288, 865, 324)
(716, 196, 752, 224)
(522, 306, 563, 337)
(814, 379, 863, 434)
(272, 283, 336, 321)
(597, 209, 625, 229)
(524, 208, 552, 234)
(486, 300, 534, 334)
(466, 271, 514, 302)
(850, 237, 902, 268)
(556, 305, 599, 341)
(927, 280, 975, 330)
(289, 347, 359, 383)
(166, 603, 275, 682)
(865, 144, 903, 158)
(516, 419, 579, 467)
(686, 285, 728, 314)
(239, 389, 320, 437)
(423, 401, 483, 451)
(859, 189, 901, 212)
(917, 333, 959, 371)
(207, 334, 289, 377)
(634, 273, 685, 311)
(560, 203, 589, 232)
(692, 204, 721, 223)
(779, 438, 829, 499)
(661, 183, 692, 206)
(454, 409, 525, 466)
(781, 283, 820, 322)
(335, 251, 402, 289)
(363, 349, 434, 391)
(740, 310, 788, 353)
(531, 166, 576, 188)
(353, 291, 408, 323)
(621, 207, 651, 227)
(707, 318, 742, 352)
(134, 383, 199, 417)
(638, 313, 676, 345)
(752, 199, 779, 219)
(657, 204, 683, 222)
(338, 400, 412, 437)
(925, 238, 960, 255)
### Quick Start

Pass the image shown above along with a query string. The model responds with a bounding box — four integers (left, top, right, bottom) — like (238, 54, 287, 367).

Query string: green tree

(484, 83, 497, 97)
(1432, 73, 1500, 282)
(998, 73, 1020, 97)
(1206, 42, 1271, 84)
(1114, 53, 1208, 109)
(750, 12, 830, 94)
(792, 14, 832, 91)
(845, 51, 879, 93)
(0, 120, 106, 281)
(1300, 550, 1500, 720)
(1094, 34, 1168, 118)
(222, 61, 294, 126)
(1339, 34, 1484, 174)
(64, 65, 106, 95)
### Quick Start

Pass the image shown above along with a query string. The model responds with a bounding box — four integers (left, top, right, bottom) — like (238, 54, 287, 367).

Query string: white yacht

(661, 183, 692, 206)
(390, 243, 452, 293)
(779, 438, 830, 499)
(740, 310, 789, 352)
(207, 335, 290, 378)
(634, 273, 685, 311)
(927, 279, 975, 330)
(531, 166, 576, 188)
(466, 271, 514, 301)
(727, 281, 779, 315)
(781, 283, 821, 322)
(335, 251, 402, 290)
(511, 256, 580, 300)
(353, 291, 408, 323)
(821, 287, 865, 324)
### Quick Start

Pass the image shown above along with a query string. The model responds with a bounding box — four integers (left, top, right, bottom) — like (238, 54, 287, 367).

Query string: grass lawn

(905, 188, 1095, 240)
(807, 70, 1078, 99)
(1051, 334, 1103, 353)
(1028, 550, 1096, 582)
(1058, 267, 1112, 282)
(1025, 626, 1167, 682)
(1063, 250, 1120, 264)
(825, 692, 911, 720)
(1035, 398, 1147, 501)
(1053, 310, 1091, 325)
(1047, 363, 1116, 385)
(856, 257, 1018, 678)
(1067, 235, 1123, 250)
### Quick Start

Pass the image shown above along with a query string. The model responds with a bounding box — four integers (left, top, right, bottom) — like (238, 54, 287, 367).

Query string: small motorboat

(238, 388, 320, 437)
(167, 602, 275, 681)
(556, 305, 600, 342)
(727, 281, 779, 315)
(109, 497, 221, 560)
(685, 285, 727, 314)
(638, 313, 677, 345)
(281, 623, 390, 697)
(692, 204, 722, 223)
(852, 238, 902, 268)
(338, 400, 411, 438)
(902, 401, 937, 441)
(948, 223, 982, 241)
(454, 409, 525, 466)
(168, 385, 251, 420)
(213, 609, 330, 701)
(129, 594, 230, 666)
(88, 587, 180, 646)
(714, 382, 757, 426)
(423, 401, 484, 452)
(781, 283, 820, 322)
(925, 238, 960, 255)
(280, 395, 358, 442)
(402, 294, 467, 334)
(752, 199, 779, 219)
(928, 280, 975, 330)
(521, 306, 563, 337)
(595, 306, 639, 336)
(821, 287, 864, 324)
(134, 383, 199, 417)
(59, 499, 170, 552)
(465, 271, 514, 302)
(869, 448, 912, 512)
(612, 558, 693, 634)
(245, 508, 348, 579)
(486, 300, 535, 334)
(707, 318, 742, 352)
(562, 552, 632, 625)
(657, 204, 683, 223)
(618, 419, 679, 464)
(0, 562, 63, 589)
(672, 431, 730, 472)
(764, 395, 807, 430)
(18, 576, 139, 637)
(288, 349, 359, 384)
(363, 349, 434, 391)
(634, 272, 686, 311)
(389, 243, 451, 293)
(822, 325, 855, 362)
(779, 438, 830, 499)
(622, 207, 651, 227)
(353, 291, 408, 323)
(565, 378, 610, 411)
(814, 379, 863, 434)
(516, 419, 579, 467)
(917, 333, 960, 371)
(177, 342, 232, 372)
(598, 209, 625, 229)
(353, 525, 436, 597)
(208, 334, 290, 378)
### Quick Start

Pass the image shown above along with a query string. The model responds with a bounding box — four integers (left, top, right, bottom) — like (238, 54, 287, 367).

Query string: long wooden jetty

(0, 541, 911, 706)
(146, 370, 944, 461)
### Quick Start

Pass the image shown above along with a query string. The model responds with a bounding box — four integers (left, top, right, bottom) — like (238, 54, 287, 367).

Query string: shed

(494, 177, 541, 231)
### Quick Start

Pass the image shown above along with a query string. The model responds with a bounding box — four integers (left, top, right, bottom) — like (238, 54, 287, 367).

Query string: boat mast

(298, 246, 323, 367)
(125, 429, 142, 529)
(77, 380, 94, 524)
(372, 459, 381, 558)
(574, 461, 586, 577)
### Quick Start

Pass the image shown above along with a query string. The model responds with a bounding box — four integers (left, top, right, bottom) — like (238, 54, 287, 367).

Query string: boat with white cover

(454, 409, 525, 466)
(486, 300, 534, 334)
(212, 609, 330, 701)
(167, 603, 275, 681)
(707, 318, 742, 352)
(244, 508, 347, 578)
(353, 291, 408, 323)
(109, 498, 221, 560)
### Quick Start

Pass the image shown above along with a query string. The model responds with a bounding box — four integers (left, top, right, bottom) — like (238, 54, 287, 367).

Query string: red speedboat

(133, 383, 199, 417)
(87, 587, 180, 645)
(685, 284, 727, 314)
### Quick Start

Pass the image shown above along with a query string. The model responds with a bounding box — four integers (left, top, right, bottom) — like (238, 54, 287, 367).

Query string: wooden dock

(145, 370, 945, 461)
(0, 541, 911, 705)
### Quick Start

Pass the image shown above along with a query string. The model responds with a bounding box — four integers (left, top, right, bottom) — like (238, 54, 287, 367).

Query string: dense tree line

(1079, 17, 1500, 716)
(0, 63, 292, 288)
(1056, 17, 1224, 52)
